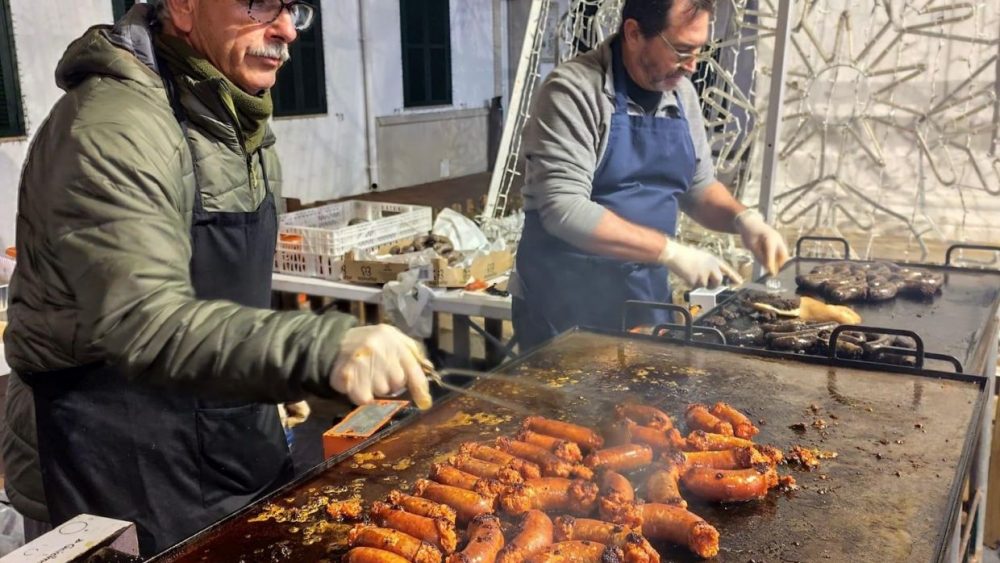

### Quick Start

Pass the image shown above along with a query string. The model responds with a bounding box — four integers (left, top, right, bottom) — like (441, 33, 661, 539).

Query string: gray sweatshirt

(521, 36, 716, 244)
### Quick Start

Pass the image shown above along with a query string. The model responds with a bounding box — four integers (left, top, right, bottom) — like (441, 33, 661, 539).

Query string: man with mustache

(512, 0, 789, 348)
(3, 0, 432, 555)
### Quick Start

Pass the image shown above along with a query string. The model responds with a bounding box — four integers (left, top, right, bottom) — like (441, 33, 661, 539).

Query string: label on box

(1, 514, 139, 562)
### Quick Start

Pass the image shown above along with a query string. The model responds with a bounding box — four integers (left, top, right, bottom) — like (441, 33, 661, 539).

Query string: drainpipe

(357, 0, 380, 190)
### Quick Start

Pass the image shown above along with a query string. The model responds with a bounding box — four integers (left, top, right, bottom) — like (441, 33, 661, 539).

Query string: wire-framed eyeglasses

(658, 32, 712, 65)
(246, 0, 315, 31)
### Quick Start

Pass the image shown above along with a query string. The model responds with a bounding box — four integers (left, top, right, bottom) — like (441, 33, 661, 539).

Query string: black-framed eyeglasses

(658, 32, 712, 65)
(246, 0, 315, 31)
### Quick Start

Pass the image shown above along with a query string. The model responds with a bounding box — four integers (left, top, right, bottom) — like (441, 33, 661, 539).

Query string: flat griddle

(150, 330, 985, 563)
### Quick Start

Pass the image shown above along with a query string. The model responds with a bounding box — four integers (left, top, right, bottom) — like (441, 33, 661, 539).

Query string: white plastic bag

(381, 270, 434, 338)
(432, 209, 490, 252)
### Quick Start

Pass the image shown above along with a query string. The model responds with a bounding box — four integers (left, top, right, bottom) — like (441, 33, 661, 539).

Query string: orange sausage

(414, 479, 494, 524)
(349, 526, 443, 563)
(500, 478, 599, 516)
(462, 443, 543, 479)
(431, 463, 481, 490)
(451, 455, 525, 485)
(681, 465, 778, 502)
(623, 422, 675, 453)
(522, 417, 604, 451)
(680, 447, 765, 470)
(684, 432, 784, 464)
(388, 491, 458, 525)
(371, 501, 458, 554)
(553, 518, 659, 563)
(640, 503, 719, 559)
(645, 464, 686, 508)
(496, 438, 573, 478)
(496, 510, 554, 563)
(583, 444, 653, 472)
(525, 541, 615, 563)
(615, 404, 674, 430)
(598, 471, 641, 527)
(345, 547, 415, 563)
(684, 404, 734, 436)
(448, 514, 505, 563)
(710, 402, 759, 439)
(599, 471, 634, 504)
(516, 430, 584, 463)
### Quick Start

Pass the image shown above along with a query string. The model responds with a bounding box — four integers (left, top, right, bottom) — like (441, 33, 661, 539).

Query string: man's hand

(657, 239, 743, 289)
(329, 324, 433, 409)
(282, 401, 311, 429)
(734, 209, 789, 276)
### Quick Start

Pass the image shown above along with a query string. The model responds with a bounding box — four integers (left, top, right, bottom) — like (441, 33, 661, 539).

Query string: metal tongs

(420, 363, 568, 415)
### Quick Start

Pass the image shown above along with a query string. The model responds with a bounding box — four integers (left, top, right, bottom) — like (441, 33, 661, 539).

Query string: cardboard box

(1, 514, 139, 562)
(341, 249, 513, 288)
(322, 400, 410, 459)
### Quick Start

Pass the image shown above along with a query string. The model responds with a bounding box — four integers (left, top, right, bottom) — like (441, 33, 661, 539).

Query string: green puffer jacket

(2, 5, 355, 521)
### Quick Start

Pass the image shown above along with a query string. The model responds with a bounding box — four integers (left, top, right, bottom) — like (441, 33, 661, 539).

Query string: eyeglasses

(658, 32, 711, 65)
(246, 0, 315, 31)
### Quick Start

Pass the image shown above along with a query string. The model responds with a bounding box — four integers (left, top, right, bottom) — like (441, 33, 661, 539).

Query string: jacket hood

(55, 3, 163, 92)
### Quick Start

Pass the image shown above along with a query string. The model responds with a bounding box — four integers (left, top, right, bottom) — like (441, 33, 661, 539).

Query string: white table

(271, 273, 514, 363)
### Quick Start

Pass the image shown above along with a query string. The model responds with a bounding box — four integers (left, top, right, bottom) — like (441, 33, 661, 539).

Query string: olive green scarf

(155, 33, 272, 154)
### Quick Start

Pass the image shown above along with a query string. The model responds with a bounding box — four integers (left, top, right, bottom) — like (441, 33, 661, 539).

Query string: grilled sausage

(615, 404, 673, 430)
(431, 463, 481, 490)
(553, 518, 659, 563)
(496, 438, 574, 478)
(345, 547, 416, 563)
(684, 404, 734, 436)
(684, 432, 784, 464)
(500, 478, 599, 516)
(525, 541, 616, 563)
(681, 464, 779, 502)
(371, 501, 458, 554)
(645, 464, 685, 508)
(448, 514, 505, 563)
(679, 447, 766, 470)
(388, 490, 458, 525)
(451, 455, 524, 484)
(640, 503, 719, 559)
(349, 526, 443, 563)
(414, 479, 494, 524)
(496, 510, 554, 563)
(709, 402, 759, 439)
(522, 417, 604, 451)
(584, 444, 653, 472)
(516, 430, 584, 463)
(598, 470, 641, 527)
(462, 443, 543, 479)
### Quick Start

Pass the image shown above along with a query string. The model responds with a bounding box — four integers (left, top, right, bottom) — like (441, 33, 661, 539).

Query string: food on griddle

(496, 438, 574, 478)
(496, 510, 554, 563)
(597, 471, 642, 527)
(795, 261, 944, 303)
(709, 402, 759, 439)
(644, 463, 685, 508)
(327, 498, 365, 521)
(683, 432, 786, 467)
(516, 430, 584, 463)
(525, 541, 620, 563)
(448, 514, 505, 563)
(681, 464, 779, 503)
(463, 443, 543, 479)
(582, 444, 654, 472)
(639, 504, 720, 559)
(452, 454, 525, 484)
(414, 480, 495, 524)
(371, 501, 459, 554)
(614, 404, 674, 431)
(610, 420, 683, 453)
(787, 446, 838, 471)
(345, 546, 417, 563)
(553, 517, 660, 563)
(521, 417, 605, 451)
(677, 447, 768, 470)
(431, 463, 484, 490)
(500, 478, 599, 516)
(388, 491, 459, 525)
(349, 526, 444, 563)
(684, 404, 734, 436)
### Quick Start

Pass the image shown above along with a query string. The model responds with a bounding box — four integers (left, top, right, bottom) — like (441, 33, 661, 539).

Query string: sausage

(622, 422, 676, 453)
(525, 541, 617, 563)
(598, 471, 641, 527)
(388, 490, 458, 525)
(451, 454, 525, 484)
(345, 547, 416, 563)
(615, 404, 673, 430)
(679, 447, 766, 470)
(640, 503, 719, 559)
(496, 438, 573, 478)
(462, 443, 543, 479)
(371, 501, 458, 554)
(499, 478, 599, 516)
(708, 402, 759, 439)
(349, 526, 443, 563)
(553, 518, 659, 563)
(448, 514, 505, 563)
(431, 463, 481, 490)
(645, 464, 685, 508)
(496, 510, 554, 563)
(684, 404, 733, 436)
(414, 479, 494, 524)
(522, 417, 604, 451)
(516, 430, 584, 463)
(681, 464, 779, 502)
(684, 432, 784, 464)
(583, 444, 653, 472)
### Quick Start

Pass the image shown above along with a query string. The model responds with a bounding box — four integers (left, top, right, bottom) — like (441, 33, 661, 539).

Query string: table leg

(453, 315, 472, 365)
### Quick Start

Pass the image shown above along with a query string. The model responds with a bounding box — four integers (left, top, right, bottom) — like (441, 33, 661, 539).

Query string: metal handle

(622, 300, 692, 340)
(827, 325, 925, 369)
(795, 236, 851, 259)
(945, 244, 1000, 268)
(650, 323, 726, 344)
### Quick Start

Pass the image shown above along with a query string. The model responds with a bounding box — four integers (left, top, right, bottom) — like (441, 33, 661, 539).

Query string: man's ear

(622, 19, 642, 46)
(164, 0, 196, 34)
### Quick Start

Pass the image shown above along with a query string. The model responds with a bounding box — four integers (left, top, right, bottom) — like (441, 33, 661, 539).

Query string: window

(400, 0, 452, 107)
(0, 0, 23, 137)
(112, 0, 137, 21)
(273, 2, 327, 117)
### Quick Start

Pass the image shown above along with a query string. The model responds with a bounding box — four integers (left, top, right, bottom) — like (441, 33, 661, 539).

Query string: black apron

(23, 67, 291, 555)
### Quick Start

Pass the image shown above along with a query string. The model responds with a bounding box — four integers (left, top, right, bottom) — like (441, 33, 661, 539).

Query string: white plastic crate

(275, 200, 432, 281)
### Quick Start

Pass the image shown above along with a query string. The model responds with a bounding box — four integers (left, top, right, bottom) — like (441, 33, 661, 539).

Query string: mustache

(247, 42, 291, 63)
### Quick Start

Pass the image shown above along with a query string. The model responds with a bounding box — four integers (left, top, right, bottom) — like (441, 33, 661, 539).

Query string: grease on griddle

(441, 411, 513, 428)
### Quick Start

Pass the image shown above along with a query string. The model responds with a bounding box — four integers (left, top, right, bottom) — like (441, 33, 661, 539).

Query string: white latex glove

(734, 209, 789, 276)
(658, 239, 743, 289)
(283, 401, 311, 429)
(329, 324, 433, 410)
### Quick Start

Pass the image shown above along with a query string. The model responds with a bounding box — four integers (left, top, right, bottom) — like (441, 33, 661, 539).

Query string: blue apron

(513, 38, 697, 350)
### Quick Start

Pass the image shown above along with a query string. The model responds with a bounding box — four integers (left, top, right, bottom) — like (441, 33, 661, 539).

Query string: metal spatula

(420, 364, 569, 415)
